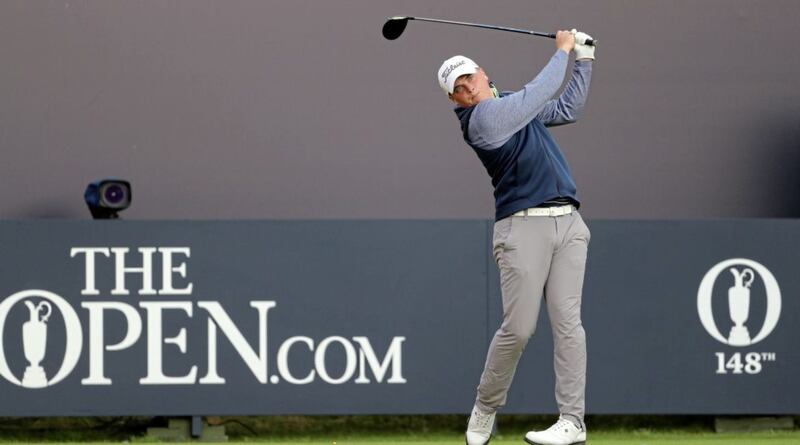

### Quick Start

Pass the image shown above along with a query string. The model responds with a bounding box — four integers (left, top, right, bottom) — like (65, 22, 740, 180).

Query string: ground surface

(235, 431, 799, 444)
(3, 431, 800, 444)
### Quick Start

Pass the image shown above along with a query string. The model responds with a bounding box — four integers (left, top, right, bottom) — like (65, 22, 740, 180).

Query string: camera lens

(100, 183, 130, 209)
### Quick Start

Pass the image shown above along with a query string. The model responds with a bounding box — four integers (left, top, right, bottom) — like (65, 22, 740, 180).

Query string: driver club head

(382, 16, 411, 40)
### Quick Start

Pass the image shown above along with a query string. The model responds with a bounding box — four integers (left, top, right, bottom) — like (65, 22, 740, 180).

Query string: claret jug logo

(0, 290, 83, 388)
(697, 258, 781, 346)
(697, 258, 781, 375)
(0, 247, 407, 389)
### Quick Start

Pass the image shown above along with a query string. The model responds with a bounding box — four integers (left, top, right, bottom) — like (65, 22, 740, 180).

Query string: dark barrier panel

(0, 220, 796, 416)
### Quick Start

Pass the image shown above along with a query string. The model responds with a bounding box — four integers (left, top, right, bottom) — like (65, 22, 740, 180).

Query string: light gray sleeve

(466, 50, 569, 150)
(535, 60, 593, 127)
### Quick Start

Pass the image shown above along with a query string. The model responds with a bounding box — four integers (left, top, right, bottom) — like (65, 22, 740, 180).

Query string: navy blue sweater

(456, 103, 579, 221)
(453, 54, 592, 221)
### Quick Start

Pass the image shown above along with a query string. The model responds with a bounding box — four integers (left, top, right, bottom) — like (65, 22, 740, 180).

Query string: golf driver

(382, 16, 596, 46)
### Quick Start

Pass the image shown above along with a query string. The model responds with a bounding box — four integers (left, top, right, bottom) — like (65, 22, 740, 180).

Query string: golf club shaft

(409, 16, 595, 46)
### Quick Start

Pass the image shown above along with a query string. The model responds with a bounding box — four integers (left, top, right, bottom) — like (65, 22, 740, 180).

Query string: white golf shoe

(524, 417, 586, 445)
(465, 405, 495, 445)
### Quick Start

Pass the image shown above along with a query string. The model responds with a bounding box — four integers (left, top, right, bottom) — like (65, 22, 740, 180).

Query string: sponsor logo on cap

(441, 60, 467, 82)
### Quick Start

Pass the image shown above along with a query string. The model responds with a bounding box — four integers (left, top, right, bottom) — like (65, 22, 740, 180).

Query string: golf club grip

(540, 33, 596, 47)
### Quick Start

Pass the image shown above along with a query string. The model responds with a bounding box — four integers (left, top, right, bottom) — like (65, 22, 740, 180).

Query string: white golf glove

(571, 29, 595, 60)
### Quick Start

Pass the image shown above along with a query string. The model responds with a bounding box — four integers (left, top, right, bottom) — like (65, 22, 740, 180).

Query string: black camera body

(84, 179, 132, 219)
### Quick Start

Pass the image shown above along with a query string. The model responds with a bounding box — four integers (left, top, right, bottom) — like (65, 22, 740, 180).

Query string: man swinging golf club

(438, 29, 595, 445)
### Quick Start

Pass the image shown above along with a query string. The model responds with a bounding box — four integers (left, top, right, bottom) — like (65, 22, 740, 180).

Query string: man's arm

(535, 60, 592, 127)
(467, 50, 569, 149)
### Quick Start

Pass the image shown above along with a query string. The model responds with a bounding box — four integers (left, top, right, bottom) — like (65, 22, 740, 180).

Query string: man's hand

(555, 30, 575, 54)
(571, 29, 595, 60)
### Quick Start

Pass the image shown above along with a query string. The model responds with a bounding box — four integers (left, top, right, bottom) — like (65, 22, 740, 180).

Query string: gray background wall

(1, 0, 799, 220)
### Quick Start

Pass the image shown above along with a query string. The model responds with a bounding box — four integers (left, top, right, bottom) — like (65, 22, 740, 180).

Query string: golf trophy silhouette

(727, 267, 754, 345)
(22, 300, 52, 388)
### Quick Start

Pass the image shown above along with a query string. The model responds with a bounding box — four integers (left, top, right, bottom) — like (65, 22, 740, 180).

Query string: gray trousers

(476, 211, 590, 423)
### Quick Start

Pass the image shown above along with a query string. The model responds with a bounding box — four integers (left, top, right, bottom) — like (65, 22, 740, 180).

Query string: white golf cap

(437, 55, 479, 94)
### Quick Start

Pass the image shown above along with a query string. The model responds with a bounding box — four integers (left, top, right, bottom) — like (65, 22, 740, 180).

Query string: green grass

(208, 430, 799, 444)
(3, 431, 797, 444)
(229, 430, 799, 444)
(1, 416, 798, 444)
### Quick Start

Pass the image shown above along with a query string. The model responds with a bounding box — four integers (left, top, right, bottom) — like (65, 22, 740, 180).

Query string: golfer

(438, 29, 595, 445)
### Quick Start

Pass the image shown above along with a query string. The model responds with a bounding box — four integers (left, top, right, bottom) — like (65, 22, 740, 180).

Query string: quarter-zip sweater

(454, 51, 592, 221)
